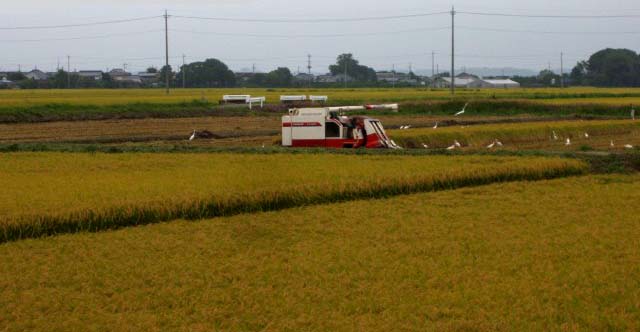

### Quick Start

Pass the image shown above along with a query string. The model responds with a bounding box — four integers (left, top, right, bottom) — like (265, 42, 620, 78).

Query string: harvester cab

(281, 104, 401, 149)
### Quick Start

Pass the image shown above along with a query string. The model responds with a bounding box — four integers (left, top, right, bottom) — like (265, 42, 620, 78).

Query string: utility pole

(431, 51, 435, 78)
(307, 54, 312, 87)
(67, 55, 71, 89)
(450, 6, 456, 95)
(182, 54, 186, 89)
(560, 52, 564, 88)
(164, 10, 170, 95)
(252, 63, 255, 74)
(392, 64, 396, 88)
(344, 59, 347, 89)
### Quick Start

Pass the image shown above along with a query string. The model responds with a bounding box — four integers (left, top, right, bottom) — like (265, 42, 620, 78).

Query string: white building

(24, 69, 49, 81)
(468, 79, 521, 89)
(77, 71, 103, 81)
(432, 77, 478, 88)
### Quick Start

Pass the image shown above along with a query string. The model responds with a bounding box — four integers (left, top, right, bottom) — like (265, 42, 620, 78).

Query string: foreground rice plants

(391, 119, 640, 150)
(0, 153, 586, 242)
(1, 174, 639, 331)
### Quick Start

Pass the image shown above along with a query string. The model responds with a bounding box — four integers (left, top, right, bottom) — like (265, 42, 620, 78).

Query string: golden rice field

(2, 174, 639, 331)
(0, 152, 586, 242)
(391, 119, 640, 150)
(2, 87, 640, 106)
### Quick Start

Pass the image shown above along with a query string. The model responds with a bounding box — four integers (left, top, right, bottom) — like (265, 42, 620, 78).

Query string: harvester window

(325, 122, 341, 138)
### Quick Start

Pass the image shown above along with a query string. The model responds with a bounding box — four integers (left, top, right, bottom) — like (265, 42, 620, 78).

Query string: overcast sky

(1, 0, 639, 75)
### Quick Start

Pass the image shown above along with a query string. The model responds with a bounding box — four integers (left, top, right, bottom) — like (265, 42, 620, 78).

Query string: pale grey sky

(1, 0, 639, 74)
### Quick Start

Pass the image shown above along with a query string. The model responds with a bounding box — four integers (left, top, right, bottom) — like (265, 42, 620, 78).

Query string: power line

(170, 26, 450, 38)
(171, 11, 450, 23)
(0, 16, 162, 30)
(0, 30, 163, 43)
(457, 26, 640, 35)
(457, 11, 640, 19)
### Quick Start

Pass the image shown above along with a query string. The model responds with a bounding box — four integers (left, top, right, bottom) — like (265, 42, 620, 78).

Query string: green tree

(537, 69, 560, 86)
(265, 67, 293, 87)
(159, 65, 174, 87)
(329, 54, 377, 82)
(177, 59, 235, 88)
(570, 61, 588, 85)
(146, 67, 158, 74)
(50, 70, 80, 89)
(585, 48, 640, 86)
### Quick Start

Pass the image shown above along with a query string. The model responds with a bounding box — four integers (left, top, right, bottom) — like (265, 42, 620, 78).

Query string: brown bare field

(0, 114, 557, 145)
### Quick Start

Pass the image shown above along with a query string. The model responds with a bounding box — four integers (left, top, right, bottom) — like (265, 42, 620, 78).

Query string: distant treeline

(2, 48, 640, 89)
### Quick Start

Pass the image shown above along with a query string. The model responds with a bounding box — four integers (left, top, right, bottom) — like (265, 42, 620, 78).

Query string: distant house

(77, 70, 103, 81)
(0, 77, 15, 88)
(456, 72, 480, 80)
(468, 79, 521, 89)
(24, 69, 48, 81)
(315, 74, 337, 83)
(317, 73, 353, 83)
(113, 75, 142, 84)
(138, 72, 160, 84)
(376, 71, 418, 85)
(293, 73, 314, 83)
(108, 68, 130, 78)
(432, 77, 478, 88)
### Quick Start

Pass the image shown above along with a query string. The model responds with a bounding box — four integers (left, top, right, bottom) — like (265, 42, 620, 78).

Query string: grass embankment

(391, 120, 640, 150)
(0, 153, 586, 242)
(2, 174, 639, 331)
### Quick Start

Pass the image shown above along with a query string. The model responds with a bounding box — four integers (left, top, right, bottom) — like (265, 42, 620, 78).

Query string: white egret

(433, 122, 438, 129)
(422, 143, 429, 149)
(454, 140, 462, 148)
(454, 102, 468, 116)
(446, 145, 456, 150)
(565, 138, 571, 146)
(611, 140, 615, 148)
(486, 142, 496, 149)
(625, 144, 634, 149)
(552, 131, 558, 140)
(584, 132, 590, 139)
(189, 130, 196, 141)
(496, 140, 503, 147)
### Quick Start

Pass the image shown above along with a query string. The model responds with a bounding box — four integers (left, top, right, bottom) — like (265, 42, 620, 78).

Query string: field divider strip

(0, 159, 587, 244)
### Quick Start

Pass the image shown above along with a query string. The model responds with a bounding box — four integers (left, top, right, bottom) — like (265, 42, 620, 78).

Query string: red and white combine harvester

(282, 104, 402, 149)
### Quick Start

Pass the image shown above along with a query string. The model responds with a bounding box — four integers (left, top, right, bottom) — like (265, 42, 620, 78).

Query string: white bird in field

(422, 143, 429, 149)
(495, 140, 503, 147)
(446, 144, 456, 150)
(189, 130, 196, 141)
(552, 131, 558, 140)
(454, 140, 462, 148)
(584, 132, 590, 139)
(632, 107, 636, 120)
(486, 141, 496, 149)
(262, 143, 265, 148)
(565, 138, 571, 146)
(433, 122, 438, 129)
(404, 125, 412, 130)
(399, 126, 405, 129)
(625, 144, 634, 149)
(454, 102, 469, 116)
(610, 140, 615, 148)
